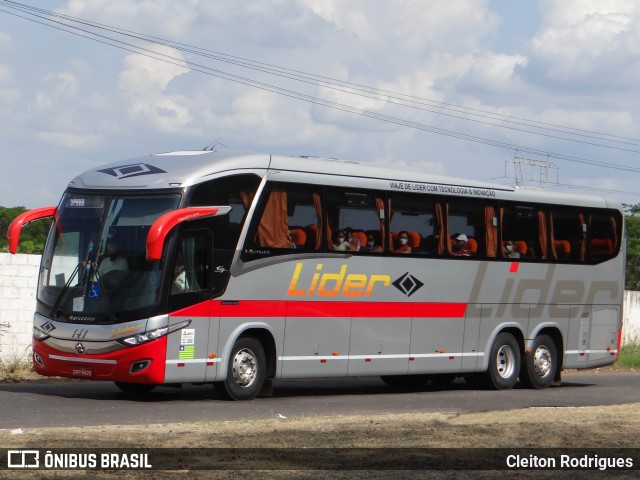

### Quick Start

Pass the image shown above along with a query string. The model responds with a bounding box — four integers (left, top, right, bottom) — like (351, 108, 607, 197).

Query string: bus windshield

(37, 192, 181, 323)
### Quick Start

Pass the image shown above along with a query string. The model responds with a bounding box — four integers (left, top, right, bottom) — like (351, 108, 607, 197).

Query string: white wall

(1, 253, 640, 362)
(0, 253, 40, 361)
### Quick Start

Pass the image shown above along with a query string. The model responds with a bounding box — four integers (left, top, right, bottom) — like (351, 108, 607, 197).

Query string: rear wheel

(114, 381, 156, 395)
(519, 334, 557, 389)
(483, 332, 521, 390)
(215, 337, 266, 400)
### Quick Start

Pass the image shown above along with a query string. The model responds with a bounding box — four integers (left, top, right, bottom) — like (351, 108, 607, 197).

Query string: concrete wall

(0, 253, 40, 362)
(1, 253, 639, 362)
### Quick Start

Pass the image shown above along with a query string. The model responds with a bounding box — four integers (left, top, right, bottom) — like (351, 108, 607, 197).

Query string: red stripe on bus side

(170, 300, 468, 318)
(221, 300, 467, 318)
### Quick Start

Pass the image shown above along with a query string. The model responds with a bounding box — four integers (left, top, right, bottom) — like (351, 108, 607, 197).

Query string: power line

(6, 0, 640, 149)
(2, 1, 640, 175)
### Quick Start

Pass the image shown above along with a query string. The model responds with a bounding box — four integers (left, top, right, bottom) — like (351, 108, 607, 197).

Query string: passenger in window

(363, 233, 383, 253)
(395, 231, 412, 254)
(98, 237, 129, 277)
(502, 240, 520, 259)
(287, 230, 297, 250)
(451, 234, 471, 257)
(345, 228, 361, 251)
(332, 230, 350, 251)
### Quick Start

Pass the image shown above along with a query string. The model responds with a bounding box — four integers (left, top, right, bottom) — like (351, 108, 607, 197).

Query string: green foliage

(615, 342, 640, 369)
(624, 203, 640, 290)
(0, 206, 51, 255)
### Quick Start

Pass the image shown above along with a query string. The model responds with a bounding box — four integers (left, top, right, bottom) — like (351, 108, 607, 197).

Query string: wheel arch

(529, 326, 564, 372)
(217, 322, 277, 381)
(478, 323, 525, 371)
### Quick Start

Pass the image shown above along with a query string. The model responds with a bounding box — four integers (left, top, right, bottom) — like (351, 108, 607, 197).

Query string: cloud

(526, 0, 640, 87)
(117, 45, 195, 133)
(0, 33, 12, 54)
(37, 131, 104, 150)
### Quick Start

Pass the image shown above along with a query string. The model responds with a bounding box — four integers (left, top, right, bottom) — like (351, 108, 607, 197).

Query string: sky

(1, 0, 640, 208)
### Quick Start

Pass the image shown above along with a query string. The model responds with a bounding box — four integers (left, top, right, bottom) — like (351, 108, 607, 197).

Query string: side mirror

(146, 206, 231, 261)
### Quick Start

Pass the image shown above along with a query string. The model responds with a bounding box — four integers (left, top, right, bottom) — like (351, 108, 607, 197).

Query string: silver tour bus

(8, 150, 624, 399)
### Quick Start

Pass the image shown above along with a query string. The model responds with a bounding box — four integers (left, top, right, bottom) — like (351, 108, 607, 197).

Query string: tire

(114, 381, 156, 395)
(519, 334, 557, 389)
(380, 375, 429, 388)
(483, 332, 521, 390)
(216, 337, 266, 400)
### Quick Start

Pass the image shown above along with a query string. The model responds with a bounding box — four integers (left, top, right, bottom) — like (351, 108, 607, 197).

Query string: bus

(8, 150, 624, 400)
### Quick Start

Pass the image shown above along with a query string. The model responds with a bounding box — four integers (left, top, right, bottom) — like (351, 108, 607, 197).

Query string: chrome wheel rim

(232, 348, 258, 387)
(533, 345, 552, 378)
(496, 344, 516, 379)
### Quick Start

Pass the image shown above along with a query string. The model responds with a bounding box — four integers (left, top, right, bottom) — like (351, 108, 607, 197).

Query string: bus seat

(467, 237, 478, 253)
(303, 224, 318, 248)
(407, 231, 422, 248)
(514, 241, 527, 256)
(289, 228, 306, 248)
(352, 231, 367, 249)
(590, 238, 612, 255)
(554, 240, 571, 256)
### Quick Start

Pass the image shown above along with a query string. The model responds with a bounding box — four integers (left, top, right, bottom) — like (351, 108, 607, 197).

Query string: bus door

(165, 229, 217, 383)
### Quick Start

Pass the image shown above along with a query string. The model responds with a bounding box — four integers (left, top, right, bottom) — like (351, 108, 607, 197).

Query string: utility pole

(506, 155, 558, 188)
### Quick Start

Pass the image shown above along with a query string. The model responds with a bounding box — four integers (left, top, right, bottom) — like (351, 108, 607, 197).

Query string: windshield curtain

(37, 192, 181, 323)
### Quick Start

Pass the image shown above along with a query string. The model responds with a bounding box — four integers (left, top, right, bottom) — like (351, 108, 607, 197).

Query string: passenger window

(242, 182, 323, 260)
(325, 188, 385, 253)
(389, 193, 442, 255)
(550, 207, 586, 262)
(589, 210, 621, 263)
(500, 205, 546, 261)
(189, 174, 261, 250)
(447, 201, 497, 258)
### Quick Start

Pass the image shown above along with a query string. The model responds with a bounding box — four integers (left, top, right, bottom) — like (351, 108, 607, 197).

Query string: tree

(624, 204, 640, 290)
(0, 206, 51, 254)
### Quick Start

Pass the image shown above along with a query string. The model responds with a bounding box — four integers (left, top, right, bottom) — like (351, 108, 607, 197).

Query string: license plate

(72, 367, 93, 377)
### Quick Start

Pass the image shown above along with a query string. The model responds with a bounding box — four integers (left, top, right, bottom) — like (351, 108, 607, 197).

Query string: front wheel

(519, 334, 557, 389)
(215, 337, 266, 400)
(483, 332, 521, 390)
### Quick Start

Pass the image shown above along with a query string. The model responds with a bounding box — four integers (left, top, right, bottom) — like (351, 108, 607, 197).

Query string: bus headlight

(33, 326, 50, 341)
(117, 320, 191, 346)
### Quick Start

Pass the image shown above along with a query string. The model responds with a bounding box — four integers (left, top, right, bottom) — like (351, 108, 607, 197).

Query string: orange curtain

(257, 190, 290, 248)
(578, 213, 586, 262)
(240, 191, 255, 210)
(610, 216, 618, 252)
(537, 210, 548, 260)
(549, 211, 557, 260)
(376, 197, 387, 251)
(485, 206, 497, 257)
(312, 192, 323, 250)
(499, 207, 504, 258)
(444, 203, 452, 255)
(435, 203, 444, 255)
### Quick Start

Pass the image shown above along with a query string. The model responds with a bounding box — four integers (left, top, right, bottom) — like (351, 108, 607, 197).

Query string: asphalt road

(0, 372, 638, 430)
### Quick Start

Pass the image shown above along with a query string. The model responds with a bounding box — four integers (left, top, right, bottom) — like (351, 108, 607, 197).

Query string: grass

(0, 357, 39, 382)
(616, 342, 640, 369)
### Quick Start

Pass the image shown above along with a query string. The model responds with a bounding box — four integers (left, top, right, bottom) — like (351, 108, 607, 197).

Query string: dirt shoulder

(2, 402, 639, 449)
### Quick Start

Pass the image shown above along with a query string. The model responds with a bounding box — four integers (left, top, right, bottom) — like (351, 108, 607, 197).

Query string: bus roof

(67, 149, 621, 210)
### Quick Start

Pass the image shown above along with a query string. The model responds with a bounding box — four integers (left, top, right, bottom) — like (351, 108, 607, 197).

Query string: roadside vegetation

(616, 341, 640, 369)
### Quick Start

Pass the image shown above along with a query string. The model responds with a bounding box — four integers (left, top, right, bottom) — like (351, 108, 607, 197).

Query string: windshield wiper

(49, 262, 81, 318)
